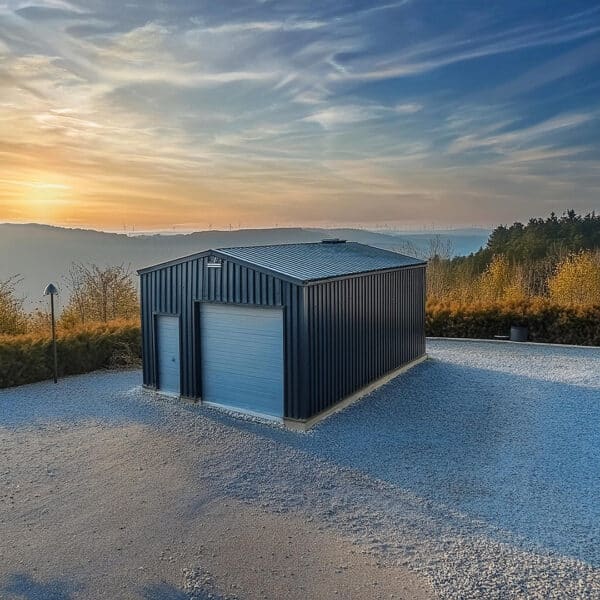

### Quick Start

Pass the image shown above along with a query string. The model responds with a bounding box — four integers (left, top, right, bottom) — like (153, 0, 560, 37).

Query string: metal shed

(138, 240, 426, 428)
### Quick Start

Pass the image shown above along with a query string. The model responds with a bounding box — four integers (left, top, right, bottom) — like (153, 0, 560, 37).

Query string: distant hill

(0, 223, 489, 309)
(379, 229, 490, 257)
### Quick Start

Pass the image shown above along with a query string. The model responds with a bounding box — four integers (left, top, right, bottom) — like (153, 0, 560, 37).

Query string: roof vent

(321, 238, 346, 244)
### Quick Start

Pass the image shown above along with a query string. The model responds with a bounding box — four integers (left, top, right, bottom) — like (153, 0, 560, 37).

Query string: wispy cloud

(448, 112, 595, 154)
(190, 19, 326, 34)
(12, 0, 87, 14)
(493, 37, 600, 98)
(394, 103, 423, 114)
(303, 105, 386, 128)
(330, 8, 600, 82)
(497, 146, 589, 164)
(0, 0, 599, 229)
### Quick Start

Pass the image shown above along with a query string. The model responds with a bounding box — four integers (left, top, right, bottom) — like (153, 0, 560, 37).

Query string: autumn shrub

(427, 254, 529, 305)
(0, 319, 141, 388)
(60, 263, 139, 327)
(476, 255, 528, 304)
(547, 250, 600, 306)
(0, 276, 28, 335)
(426, 299, 600, 346)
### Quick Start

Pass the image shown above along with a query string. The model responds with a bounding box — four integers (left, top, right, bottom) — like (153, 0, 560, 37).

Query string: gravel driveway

(1, 339, 599, 599)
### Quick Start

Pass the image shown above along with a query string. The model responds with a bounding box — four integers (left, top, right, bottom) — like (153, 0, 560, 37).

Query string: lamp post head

(44, 282, 59, 384)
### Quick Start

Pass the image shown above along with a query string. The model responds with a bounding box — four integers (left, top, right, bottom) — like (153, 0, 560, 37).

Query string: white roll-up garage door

(200, 304, 284, 418)
(156, 315, 180, 395)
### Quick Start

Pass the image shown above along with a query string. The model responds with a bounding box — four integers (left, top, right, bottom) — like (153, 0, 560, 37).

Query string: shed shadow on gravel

(1, 573, 79, 600)
(142, 583, 188, 600)
(143, 582, 229, 600)
(206, 358, 600, 567)
(2, 350, 599, 569)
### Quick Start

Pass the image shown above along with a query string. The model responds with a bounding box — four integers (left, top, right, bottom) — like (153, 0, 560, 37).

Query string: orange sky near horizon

(1, 130, 466, 231)
(1, 2, 599, 232)
(1, 114, 455, 231)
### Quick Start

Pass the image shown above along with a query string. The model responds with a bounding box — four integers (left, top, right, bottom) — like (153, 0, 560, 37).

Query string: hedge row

(0, 321, 141, 388)
(2, 303, 598, 389)
(426, 300, 600, 346)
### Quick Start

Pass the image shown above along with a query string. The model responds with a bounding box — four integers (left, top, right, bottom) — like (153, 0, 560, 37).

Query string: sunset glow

(1, 1, 599, 231)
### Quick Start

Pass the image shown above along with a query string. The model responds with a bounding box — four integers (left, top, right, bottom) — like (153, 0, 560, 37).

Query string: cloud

(448, 112, 595, 154)
(493, 37, 600, 98)
(354, 1, 412, 16)
(189, 19, 326, 34)
(292, 89, 329, 105)
(394, 103, 423, 114)
(497, 146, 588, 164)
(304, 105, 386, 128)
(330, 8, 600, 82)
(1, 1, 599, 229)
(76, 22, 282, 87)
(13, 0, 86, 14)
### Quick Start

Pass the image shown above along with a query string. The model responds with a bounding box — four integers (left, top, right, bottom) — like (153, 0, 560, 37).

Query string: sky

(1, 1, 599, 232)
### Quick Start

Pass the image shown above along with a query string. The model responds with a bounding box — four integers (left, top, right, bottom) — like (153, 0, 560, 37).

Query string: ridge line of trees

(422, 210, 600, 305)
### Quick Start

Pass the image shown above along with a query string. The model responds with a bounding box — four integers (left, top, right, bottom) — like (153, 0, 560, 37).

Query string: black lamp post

(44, 283, 58, 383)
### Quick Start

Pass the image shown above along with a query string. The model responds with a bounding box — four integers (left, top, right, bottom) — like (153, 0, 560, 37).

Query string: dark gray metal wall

(140, 256, 426, 421)
(140, 255, 304, 417)
(302, 266, 426, 420)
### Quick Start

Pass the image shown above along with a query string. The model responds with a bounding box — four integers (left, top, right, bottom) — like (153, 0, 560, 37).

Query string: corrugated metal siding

(304, 265, 426, 419)
(140, 256, 304, 417)
(140, 254, 426, 421)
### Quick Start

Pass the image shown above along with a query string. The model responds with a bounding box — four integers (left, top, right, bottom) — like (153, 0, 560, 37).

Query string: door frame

(194, 300, 287, 419)
(153, 311, 182, 396)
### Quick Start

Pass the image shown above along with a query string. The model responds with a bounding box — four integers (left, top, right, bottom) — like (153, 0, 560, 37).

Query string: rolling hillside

(0, 223, 488, 308)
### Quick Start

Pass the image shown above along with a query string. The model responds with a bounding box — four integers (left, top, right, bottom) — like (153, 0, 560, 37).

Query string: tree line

(414, 210, 600, 306)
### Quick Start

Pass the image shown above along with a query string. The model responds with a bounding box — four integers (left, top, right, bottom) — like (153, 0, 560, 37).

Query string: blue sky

(0, 0, 599, 230)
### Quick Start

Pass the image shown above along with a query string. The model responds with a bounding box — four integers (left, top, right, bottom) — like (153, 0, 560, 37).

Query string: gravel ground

(1, 339, 599, 599)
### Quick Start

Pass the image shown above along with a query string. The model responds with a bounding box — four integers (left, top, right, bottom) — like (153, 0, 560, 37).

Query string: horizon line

(0, 221, 494, 236)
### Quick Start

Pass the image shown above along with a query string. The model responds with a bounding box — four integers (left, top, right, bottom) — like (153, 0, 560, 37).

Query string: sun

(22, 181, 72, 219)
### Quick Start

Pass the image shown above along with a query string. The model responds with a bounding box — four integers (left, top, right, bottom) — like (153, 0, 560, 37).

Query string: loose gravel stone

(1, 339, 599, 599)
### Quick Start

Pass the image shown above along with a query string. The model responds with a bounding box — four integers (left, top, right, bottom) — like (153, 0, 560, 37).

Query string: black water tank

(510, 325, 528, 342)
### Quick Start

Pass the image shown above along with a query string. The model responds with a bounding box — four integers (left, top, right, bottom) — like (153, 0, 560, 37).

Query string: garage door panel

(202, 359, 282, 376)
(156, 315, 180, 395)
(205, 381, 282, 398)
(202, 334, 281, 348)
(202, 346, 282, 362)
(200, 304, 283, 417)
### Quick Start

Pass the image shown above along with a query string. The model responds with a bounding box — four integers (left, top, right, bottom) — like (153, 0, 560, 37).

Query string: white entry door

(156, 315, 180, 395)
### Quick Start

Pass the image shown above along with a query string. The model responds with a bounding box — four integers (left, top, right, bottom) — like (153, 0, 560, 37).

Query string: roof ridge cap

(218, 241, 335, 251)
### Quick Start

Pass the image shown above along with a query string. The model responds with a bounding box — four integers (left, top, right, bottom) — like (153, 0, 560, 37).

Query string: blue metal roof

(216, 242, 425, 283)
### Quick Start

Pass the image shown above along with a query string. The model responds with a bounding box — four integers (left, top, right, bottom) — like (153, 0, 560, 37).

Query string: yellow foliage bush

(477, 255, 527, 304)
(547, 251, 600, 306)
(0, 276, 28, 335)
(427, 255, 529, 305)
